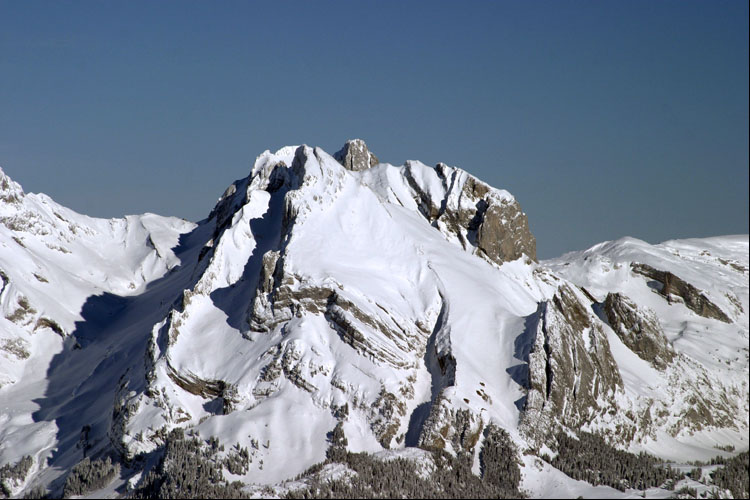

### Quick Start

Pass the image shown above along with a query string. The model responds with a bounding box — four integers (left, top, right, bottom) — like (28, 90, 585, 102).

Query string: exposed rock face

(522, 284, 622, 445)
(631, 263, 731, 323)
(206, 177, 252, 240)
(165, 361, 239, 414)
(333, 139, 379, 172)
(418, 399, 484, 455)
(460, 175, 537, 264)
(602, 292, 674, 369)
(402, 163, 537, 264)
(475, 201, 536, 264)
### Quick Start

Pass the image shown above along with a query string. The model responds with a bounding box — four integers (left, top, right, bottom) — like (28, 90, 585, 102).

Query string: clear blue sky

(1, 0, 747, 258)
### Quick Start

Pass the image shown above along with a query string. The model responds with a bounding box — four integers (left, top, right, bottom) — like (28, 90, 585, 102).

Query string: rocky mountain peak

(333, 138, 379, 171)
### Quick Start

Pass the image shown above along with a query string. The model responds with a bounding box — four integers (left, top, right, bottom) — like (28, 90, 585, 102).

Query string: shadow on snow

(30, 222, 212, 489)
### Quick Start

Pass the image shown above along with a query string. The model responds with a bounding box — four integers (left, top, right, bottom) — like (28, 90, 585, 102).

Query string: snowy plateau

(0, 140, 747, 499)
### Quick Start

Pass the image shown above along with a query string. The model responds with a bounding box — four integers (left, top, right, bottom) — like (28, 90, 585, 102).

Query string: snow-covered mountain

(0, 141, 747, 498)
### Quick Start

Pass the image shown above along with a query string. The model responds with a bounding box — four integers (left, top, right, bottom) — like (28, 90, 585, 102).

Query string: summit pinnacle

(333, 138, 379, 171)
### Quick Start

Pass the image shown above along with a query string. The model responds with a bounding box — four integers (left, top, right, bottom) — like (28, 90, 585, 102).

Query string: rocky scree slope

(0, 141, 747, 498)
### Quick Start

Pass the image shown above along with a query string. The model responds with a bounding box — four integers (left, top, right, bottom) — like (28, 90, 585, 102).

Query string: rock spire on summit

(333, 139, 379, 172)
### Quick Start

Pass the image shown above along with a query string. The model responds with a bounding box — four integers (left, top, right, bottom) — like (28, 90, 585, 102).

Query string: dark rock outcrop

(631, 263, 731, 323)
(602, 292, 674, 369)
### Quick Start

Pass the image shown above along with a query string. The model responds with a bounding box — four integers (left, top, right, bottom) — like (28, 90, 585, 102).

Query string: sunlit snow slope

(0, 141, 747, 497)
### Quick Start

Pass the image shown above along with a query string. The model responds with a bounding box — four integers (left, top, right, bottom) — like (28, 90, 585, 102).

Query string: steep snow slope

(0, 143, 747, 498)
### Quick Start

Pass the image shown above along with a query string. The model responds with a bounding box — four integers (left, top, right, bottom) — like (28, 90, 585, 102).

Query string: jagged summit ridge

(210, 141, 536, 268)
